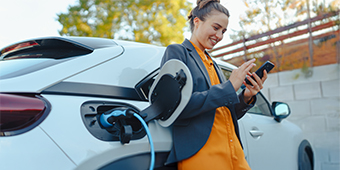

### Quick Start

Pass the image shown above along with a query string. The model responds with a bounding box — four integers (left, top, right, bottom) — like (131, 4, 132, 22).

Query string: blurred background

(0, 0, 339, 170)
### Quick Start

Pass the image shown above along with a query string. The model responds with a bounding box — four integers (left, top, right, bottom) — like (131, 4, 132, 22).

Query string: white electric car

(0, 37, 313, 170)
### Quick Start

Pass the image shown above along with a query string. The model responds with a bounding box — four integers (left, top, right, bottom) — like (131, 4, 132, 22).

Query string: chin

(203, 44, 213, 50)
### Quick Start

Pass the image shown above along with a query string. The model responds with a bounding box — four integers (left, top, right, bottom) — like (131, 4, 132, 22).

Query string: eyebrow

(214, 23, 223, 28)
(214, 23, 227, 32)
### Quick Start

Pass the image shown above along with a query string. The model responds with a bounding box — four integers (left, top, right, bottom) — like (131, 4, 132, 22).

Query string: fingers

(243, 78, 261, 96)
(239, 59, 256, 71)
(262, 70, 268, 81)
(243, 81, 259, 97)
(245, 76, 260, 90)
(251, 73, 263, 89)
(243, 63, 270, 99)
(229, 59, 257, 92)
(249, 69, 268, 88)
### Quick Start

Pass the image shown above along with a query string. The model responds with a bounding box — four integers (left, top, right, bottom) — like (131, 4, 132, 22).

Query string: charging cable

(133, 113, 155, 170)
(100, 109, 155, 170)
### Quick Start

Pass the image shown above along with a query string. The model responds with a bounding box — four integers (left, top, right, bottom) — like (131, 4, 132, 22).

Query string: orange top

(177, 41, 251, 170)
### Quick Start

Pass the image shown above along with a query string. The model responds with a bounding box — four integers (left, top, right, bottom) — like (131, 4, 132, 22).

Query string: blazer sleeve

(161, 44, 249, 120)
(213, 59, 256, 120)
(235, 90, 257, 119)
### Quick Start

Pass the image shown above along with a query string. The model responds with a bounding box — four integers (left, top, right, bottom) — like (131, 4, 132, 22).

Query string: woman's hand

(243, 70, 268, 103)
(229, 59, 256, 92)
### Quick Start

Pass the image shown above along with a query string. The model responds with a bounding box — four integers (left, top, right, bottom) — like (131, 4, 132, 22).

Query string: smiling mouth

(210, 38, 217, 46)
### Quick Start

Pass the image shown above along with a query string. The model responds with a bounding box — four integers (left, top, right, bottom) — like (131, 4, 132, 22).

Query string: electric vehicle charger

(98, 59, 193, 170)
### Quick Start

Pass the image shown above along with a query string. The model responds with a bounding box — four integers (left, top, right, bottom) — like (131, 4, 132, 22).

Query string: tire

(298, 140, 314, 170)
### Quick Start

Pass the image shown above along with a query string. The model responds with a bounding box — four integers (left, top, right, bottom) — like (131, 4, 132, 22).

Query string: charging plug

(99, 108, 138, 144)
(120, 125, 133, 144)
(100, 108, 132, 128)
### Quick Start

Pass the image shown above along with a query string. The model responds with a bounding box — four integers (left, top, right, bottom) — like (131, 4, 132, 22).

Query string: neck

(189, 36, 205, 52)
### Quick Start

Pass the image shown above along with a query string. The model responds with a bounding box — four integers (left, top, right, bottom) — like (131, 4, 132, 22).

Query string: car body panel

(65, 42, 164, 87)
(239, 113, 302, 170)
(39, 94, 172, 168)
(0, 125, 76, 170)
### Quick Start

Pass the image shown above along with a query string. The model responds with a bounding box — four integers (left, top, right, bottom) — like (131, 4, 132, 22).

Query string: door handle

(249, 130, 264, 138)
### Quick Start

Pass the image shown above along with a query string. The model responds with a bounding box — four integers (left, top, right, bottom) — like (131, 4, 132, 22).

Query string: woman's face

(191, 10, 229, 51)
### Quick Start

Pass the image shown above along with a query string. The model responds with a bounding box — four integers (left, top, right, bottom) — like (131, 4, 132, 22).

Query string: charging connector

(99, 108, 155, 170)
(100, 108, 132, 128)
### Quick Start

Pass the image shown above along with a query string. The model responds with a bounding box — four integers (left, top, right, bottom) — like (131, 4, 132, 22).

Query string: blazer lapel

(182, 39, 212, 87)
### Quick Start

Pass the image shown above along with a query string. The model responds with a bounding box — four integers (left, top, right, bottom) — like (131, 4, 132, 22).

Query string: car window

(247, 93, 272, 116)
(219, 66, 272, 117)
(220, 66, 242, 93)
(221, 67, 232, 80)
(0, 38, 96, 79)
(0, 39, 93, 61)
(135, 69, 159, 101)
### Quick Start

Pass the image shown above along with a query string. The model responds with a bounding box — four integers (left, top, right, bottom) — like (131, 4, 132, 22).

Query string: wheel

(298, 140, 314, 170)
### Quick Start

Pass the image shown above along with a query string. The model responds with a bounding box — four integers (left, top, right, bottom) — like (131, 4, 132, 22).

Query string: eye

(213, 26, 218, 30)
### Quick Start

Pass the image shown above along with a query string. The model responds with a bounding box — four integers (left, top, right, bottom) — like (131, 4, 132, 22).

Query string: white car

(0, 37, 313, 170)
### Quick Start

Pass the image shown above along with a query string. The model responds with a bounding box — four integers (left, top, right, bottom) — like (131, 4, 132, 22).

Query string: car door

(239, 93, 301, 170)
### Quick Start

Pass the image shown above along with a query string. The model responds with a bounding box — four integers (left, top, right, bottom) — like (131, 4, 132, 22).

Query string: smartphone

(245, 61, 275, 85)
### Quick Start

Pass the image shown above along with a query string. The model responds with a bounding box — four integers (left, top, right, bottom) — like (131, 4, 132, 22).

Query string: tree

(229, 0, 339, 41)
(57, 0, 192, 46)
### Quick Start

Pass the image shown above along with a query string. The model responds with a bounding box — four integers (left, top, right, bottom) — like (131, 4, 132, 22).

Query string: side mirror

(272, 102, 291, 122)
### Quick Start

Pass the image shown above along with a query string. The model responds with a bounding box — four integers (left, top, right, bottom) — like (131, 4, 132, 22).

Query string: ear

(193, 17, 200, 29)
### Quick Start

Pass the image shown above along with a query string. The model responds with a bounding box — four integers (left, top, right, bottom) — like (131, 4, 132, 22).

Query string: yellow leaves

(288, 0, 307, 9)
(79, 23, 92, 35)
(61, 27, 68, 35)
(243, 0, 249, 8)
(57, 0, 191, 46)
(289, 1, 298, 8)
(132, 0, 189, 45)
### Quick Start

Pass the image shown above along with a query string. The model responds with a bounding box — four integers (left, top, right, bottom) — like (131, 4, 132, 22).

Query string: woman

(161, 0, 267, 169)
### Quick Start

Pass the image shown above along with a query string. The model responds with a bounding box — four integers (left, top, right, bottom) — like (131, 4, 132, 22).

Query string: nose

(216, 31, 223, 41)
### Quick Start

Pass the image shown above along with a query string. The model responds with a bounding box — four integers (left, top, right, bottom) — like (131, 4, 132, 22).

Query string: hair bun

(197, 0, 220, 9)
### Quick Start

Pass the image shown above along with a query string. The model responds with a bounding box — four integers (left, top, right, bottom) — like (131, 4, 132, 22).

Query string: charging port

(80, 101, 146, 142)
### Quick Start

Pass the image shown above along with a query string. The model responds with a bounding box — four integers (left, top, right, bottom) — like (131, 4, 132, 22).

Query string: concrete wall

(262, 63, 339, 170)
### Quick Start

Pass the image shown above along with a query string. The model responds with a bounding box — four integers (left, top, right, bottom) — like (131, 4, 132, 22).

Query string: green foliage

(57, 0, 192, 46)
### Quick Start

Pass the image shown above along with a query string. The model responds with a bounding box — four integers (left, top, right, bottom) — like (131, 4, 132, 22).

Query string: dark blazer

(161, 39, 255, 165)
